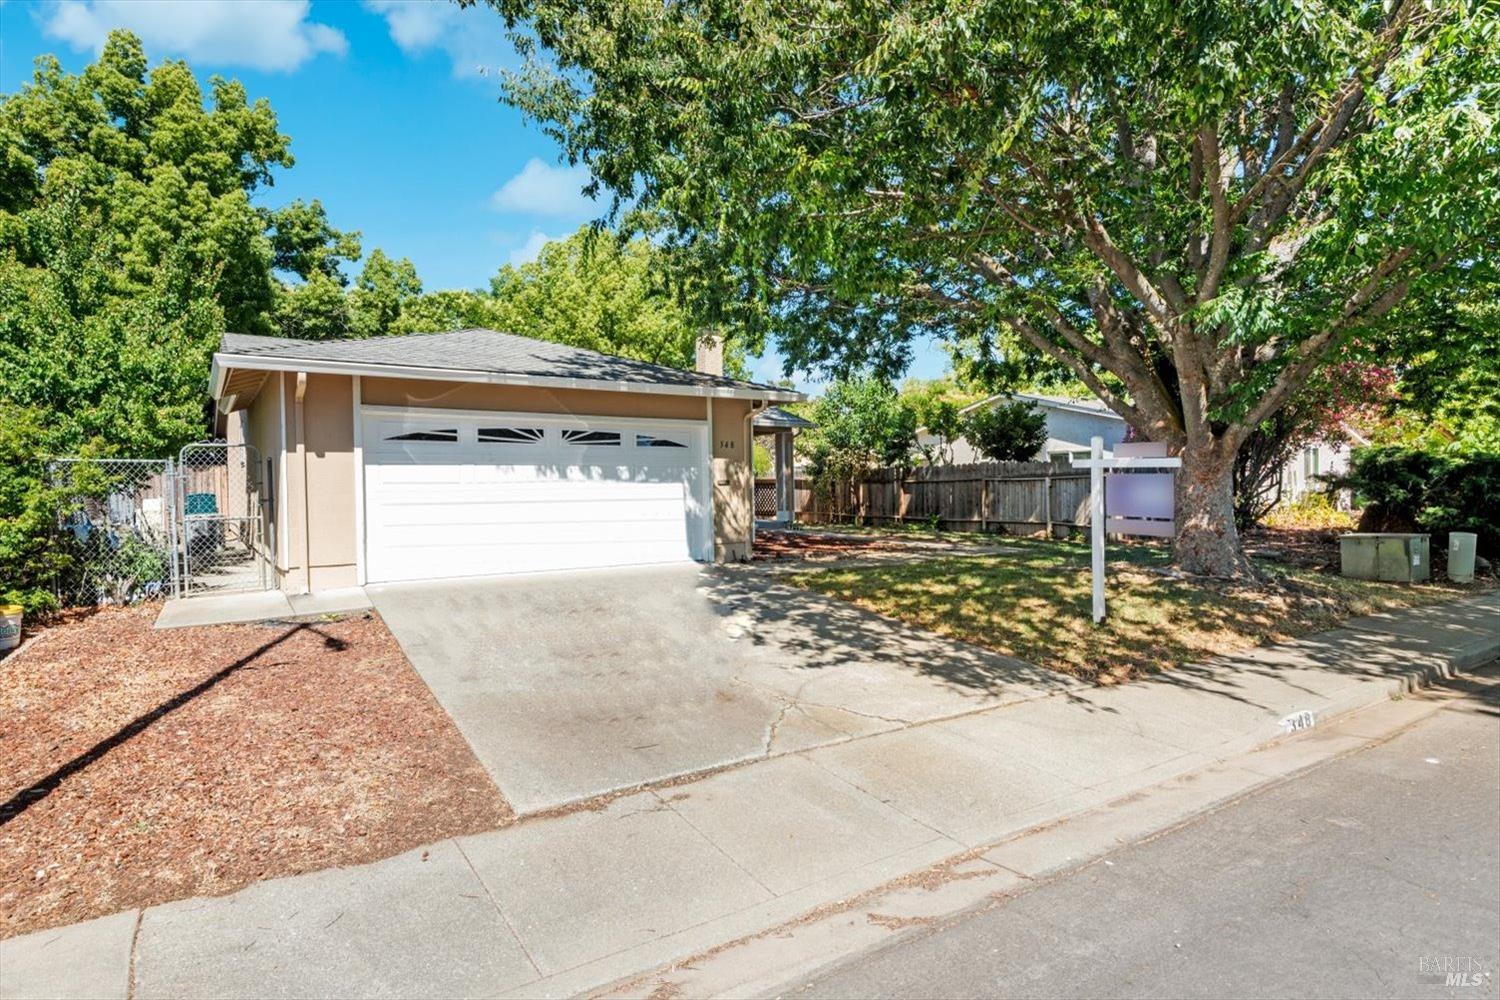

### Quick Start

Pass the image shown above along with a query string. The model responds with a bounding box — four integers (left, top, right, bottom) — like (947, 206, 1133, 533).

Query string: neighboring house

(918, 387, 1354, 508)
(919, 391, 1130, 463)
(1279, 438, 1354, 505)
(212, 329, 800, 593)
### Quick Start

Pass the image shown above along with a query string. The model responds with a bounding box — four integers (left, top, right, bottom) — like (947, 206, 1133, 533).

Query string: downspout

(295, 372, 311, 595)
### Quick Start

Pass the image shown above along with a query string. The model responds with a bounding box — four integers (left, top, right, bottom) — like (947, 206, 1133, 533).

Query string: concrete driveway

(368, 563, 1074, 814)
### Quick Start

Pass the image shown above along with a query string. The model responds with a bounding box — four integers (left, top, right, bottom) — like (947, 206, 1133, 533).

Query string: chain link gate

(176, 442, 272, 597)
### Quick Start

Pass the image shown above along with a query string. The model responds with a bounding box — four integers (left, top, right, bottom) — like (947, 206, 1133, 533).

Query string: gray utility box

(1340, 533, 1431, 582)
(1448, 531, 1478, 583)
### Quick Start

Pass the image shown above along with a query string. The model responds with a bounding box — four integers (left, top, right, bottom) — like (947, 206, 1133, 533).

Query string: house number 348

(718, 440, 736, 450)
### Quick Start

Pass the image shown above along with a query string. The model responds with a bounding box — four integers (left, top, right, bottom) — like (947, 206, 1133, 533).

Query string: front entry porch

(752, 406, 813, 525)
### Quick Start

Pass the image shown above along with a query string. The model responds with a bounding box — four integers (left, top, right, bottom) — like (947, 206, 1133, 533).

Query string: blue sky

(0, 0, 951, 391)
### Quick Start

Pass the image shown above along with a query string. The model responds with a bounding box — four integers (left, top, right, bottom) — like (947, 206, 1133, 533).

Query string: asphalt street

(789, 672, 1500, 999)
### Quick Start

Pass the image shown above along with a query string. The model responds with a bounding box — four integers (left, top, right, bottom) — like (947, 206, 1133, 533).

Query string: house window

(561, 429, 621, 446)
(385, 429, 458, 442)
(478, 427, 544, 444)
(636, 433, 688, 449)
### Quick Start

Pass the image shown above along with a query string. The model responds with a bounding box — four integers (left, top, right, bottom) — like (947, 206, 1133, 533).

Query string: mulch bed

(752, 529, 912, 561)
(1242, 525, 1345, 572)
(0, 606, 512, 939)
(1243, 524, 1482, 580)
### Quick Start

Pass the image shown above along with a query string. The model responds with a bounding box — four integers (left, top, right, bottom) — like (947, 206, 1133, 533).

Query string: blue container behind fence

(185, 493, 219, 516)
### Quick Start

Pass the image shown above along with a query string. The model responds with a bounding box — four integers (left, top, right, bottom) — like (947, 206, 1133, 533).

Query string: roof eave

(959, 391, 1123, 420)
(210, 352, 805, 404)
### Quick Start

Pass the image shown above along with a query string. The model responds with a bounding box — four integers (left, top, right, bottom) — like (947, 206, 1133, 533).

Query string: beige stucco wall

(240, 375, 286, 583)
(301, 374, 358, 590)
(711, 397, 756, 561)
(230, 371, 763, 592)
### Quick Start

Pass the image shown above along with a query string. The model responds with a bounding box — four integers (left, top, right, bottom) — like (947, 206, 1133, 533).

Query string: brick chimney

(695, 333, 723, 377)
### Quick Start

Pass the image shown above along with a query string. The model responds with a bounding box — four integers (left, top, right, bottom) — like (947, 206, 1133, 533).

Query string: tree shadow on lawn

(746, 541, 1487, 711)
(0, 622, 346, 827)
(697, 565, 1077, 703)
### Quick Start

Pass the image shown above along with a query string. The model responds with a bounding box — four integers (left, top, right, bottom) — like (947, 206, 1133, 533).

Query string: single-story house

(918, 391, 1130, 464)
(212, 329, 802, 593)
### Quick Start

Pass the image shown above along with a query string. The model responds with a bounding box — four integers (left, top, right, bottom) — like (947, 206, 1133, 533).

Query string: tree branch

(1234, 246, 1424, 436)
(1196, 124, 1232, 302)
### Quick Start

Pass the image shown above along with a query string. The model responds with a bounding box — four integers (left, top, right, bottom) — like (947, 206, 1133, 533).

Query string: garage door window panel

(561, 429, 621, 446)
(384, 428, 459, 442)
(478, 426, 545, 444)
(636, 433, 688, 449)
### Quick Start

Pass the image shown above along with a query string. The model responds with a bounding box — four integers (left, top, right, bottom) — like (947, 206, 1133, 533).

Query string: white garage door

(362, 407, 712, 583)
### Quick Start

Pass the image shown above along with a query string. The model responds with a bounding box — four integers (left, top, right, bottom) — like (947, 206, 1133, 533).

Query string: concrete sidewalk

(4, 593, 1495, 1000)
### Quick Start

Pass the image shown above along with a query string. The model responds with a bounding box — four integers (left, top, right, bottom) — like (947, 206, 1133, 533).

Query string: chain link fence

(48, 443, 271, 607)
(49, 458, 177, 606)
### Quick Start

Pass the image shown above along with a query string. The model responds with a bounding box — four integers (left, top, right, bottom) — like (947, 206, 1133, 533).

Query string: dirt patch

(0, 605, 511, 939)
(753, 529, 912, 562)
(1243, 526, 1346, 572)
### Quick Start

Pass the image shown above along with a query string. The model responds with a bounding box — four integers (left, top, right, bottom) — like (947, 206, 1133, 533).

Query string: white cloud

(507, 230, 561, 266)
(364, 0, 515, 80)
(42, 0, 347, 73)
(491, 158, 597, 218)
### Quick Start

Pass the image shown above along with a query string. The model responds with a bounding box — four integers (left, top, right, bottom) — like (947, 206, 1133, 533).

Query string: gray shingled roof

(753, 406, 815, 430)
(218, 329, 796, 398)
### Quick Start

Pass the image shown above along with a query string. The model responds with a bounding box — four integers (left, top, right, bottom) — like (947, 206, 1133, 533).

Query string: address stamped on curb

(1280, 709, 1317, 732)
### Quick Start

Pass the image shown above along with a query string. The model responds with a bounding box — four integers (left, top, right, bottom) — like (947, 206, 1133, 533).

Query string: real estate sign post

(1073, 437, 1182, 624)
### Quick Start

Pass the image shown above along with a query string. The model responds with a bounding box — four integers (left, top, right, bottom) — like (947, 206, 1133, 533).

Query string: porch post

(776, 429, 794, 522)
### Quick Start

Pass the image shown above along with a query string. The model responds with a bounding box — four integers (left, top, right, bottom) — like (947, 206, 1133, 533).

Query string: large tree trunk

(1172, 437, 1257, 579)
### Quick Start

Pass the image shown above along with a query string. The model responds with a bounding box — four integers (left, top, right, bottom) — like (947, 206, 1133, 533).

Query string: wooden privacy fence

(796, 460, 1092, 535)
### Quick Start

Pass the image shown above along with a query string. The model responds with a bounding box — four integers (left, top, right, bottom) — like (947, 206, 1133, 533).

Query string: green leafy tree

(489, 0, 1500, 578)
(349, 249, 423, 337)
(393, 288, 505, 334)
(800, 377, 916, 514)
(266, 199, 362, 284)
(1, 31, 293, 335)
(962, 401, 1048, 463)
(0, 31, 327, 607)
(273, 270, 354, 341)
(1379, 299, 1500, 454)
(482, 227, 747, 374)
(902, 379, 975, 464)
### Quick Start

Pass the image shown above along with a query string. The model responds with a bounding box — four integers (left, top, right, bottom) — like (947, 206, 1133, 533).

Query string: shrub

(1263, 493, 1357, 531)
(962, 400, 1047, 462)
(1328, 446, 1500, 556)
(0, 407, 69, 614)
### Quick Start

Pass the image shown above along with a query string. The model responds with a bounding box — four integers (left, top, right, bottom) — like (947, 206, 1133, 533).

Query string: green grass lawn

(790, 536, 1481, 682)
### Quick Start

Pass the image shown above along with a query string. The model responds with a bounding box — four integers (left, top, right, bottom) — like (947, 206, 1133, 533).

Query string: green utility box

(1339, 533, 1431, 582)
